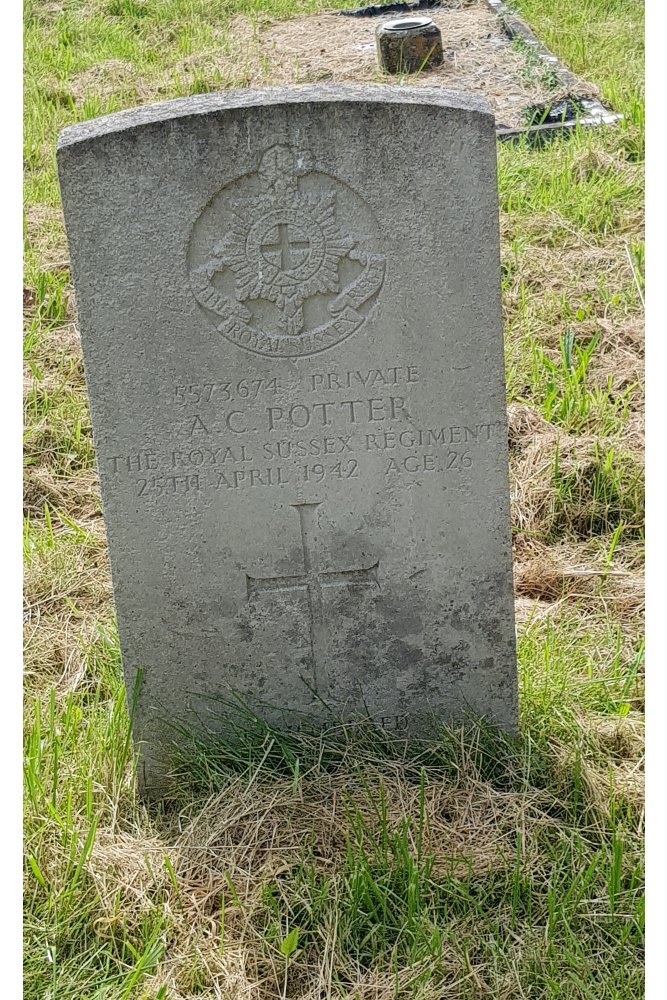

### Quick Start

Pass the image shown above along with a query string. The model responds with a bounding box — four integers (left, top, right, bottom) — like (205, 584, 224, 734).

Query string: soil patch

(235, 1, 599, 128)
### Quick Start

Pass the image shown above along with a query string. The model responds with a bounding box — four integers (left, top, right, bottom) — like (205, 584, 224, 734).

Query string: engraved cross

(261, 222, 310, 271)
(246, 503, 379, 690)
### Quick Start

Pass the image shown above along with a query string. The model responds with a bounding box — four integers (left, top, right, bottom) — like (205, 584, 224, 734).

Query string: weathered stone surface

(57, 85, 517, 793)
(376, 17, 444, 75)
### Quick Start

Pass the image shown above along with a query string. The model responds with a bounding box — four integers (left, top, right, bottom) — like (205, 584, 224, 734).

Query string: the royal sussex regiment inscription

(57, 85, 518, 794)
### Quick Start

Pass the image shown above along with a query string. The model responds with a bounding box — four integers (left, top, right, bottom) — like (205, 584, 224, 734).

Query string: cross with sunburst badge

(204, 146, 357, 337)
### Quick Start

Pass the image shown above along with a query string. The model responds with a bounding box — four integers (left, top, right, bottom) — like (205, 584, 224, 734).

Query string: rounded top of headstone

(57, 85, 493, 152)
(381, 16, 435, 32)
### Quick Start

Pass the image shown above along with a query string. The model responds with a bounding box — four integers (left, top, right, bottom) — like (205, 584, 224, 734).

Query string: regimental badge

(188, 146, 386, 358)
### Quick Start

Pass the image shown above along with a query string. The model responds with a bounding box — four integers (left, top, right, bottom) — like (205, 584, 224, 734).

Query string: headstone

(57, 85, 517, 794)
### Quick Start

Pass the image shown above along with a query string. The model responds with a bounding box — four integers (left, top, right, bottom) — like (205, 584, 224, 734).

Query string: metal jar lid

(381, 16, 436, 32)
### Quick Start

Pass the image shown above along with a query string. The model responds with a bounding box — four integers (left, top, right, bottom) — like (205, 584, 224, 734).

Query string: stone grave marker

(57, 85, 517, 793)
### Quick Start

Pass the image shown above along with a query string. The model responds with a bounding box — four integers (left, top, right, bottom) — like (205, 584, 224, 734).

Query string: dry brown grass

(255, 3, 597, 128)
(552, 712, 645, 820)
(23, 528, 112, 699)
(73, 763, 564, 998)
(25, 205, 70, 271)
(46, 721, 638, 1000)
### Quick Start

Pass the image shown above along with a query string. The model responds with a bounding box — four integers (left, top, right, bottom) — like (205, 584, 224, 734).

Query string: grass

(23, 0, 644, 997)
